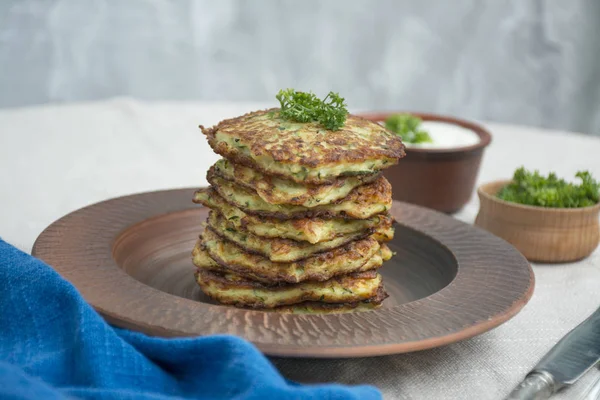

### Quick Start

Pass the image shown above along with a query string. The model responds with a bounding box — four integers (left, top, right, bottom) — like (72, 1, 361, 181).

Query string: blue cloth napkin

(0, 239, 381, 400)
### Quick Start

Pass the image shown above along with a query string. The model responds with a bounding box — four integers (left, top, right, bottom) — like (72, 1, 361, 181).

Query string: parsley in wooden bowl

(475, 168, 600, 262)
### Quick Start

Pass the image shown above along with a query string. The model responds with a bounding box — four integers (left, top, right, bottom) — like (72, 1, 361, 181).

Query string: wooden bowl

(475, 180, 600, 262)
(358, 112, 492, 213)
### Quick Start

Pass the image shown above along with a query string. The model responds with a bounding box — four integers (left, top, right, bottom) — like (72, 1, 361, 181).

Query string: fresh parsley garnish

(497, 167, 600, 208)
(276, 89, 348, 131)
(384, 114, 433, 144)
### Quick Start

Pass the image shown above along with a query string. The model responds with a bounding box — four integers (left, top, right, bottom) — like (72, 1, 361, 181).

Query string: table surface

(1, 98, 599, 400)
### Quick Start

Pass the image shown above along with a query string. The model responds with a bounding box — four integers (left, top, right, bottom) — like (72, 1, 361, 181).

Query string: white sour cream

(405, 121, 480, 149)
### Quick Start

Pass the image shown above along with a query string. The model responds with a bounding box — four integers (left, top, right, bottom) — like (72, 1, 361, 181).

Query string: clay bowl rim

(478, 179, 600, 215)
(358, 111, 492, 156)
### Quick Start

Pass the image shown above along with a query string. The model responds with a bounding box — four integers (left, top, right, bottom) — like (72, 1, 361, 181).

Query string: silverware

(580, 369, 600, 400)
(506, 306, 600, 400)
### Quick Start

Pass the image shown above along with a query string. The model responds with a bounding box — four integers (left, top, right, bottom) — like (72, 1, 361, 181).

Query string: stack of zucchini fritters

(192, 109, 405, 313)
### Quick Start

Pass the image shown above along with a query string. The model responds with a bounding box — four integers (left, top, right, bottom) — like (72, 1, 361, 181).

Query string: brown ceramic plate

(32, 188, 534, 358)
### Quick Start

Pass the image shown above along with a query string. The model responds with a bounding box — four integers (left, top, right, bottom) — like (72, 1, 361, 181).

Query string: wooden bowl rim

(357, 111, 492, 155)
(478, 180, 600, 214)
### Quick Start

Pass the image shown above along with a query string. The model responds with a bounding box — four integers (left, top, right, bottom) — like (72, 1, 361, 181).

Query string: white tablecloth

(1, 98, 599, 399)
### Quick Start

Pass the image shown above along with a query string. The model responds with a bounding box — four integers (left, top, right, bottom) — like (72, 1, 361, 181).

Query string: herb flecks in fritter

(193, 90, 404, 312)
(201, 109, 404, 184)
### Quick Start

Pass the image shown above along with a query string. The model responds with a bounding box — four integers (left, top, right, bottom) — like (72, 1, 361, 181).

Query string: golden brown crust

(199, 228, 382, 284)
(201, 108, 405, 184)
(206, 210, 373, 262)
(195, 109, 399, 312)
(193, 237, 386, 285)
(195, 268, 386, 309)
(192, 187, 389, 243)
(213, 158, 381, 206)
(271, 285, 388, 313)
(207, 165, 392, 220)
(197, 268, 378, 290)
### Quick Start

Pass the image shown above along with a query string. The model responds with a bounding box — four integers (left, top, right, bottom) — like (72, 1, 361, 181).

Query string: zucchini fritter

(206, 210, 371, 262)
(211, 158, 380, 207)
(195, 268, 385, 308)
(207, 167, 392, 220)
(196, 229, 383, 284)
(193, 188, 391, 244)
(201, 109, 405, 184)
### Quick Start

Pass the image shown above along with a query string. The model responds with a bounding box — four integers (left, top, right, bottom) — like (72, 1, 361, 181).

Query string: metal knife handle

(505, 371, 556, 400)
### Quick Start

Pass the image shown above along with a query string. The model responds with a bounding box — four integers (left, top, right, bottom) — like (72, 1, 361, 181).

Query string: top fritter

(201, 108, 405, 184)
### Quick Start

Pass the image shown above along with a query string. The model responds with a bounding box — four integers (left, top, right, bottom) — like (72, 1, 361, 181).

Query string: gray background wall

(1, 0, 599, 134)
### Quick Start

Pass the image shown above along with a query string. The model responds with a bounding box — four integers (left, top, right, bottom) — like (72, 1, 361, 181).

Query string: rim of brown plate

(358, 111, 492, 155)
(32, 188, 534, 358)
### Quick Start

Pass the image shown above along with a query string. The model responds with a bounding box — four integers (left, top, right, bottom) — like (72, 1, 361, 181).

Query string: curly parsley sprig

(497, 167, 600, 208)
(276, 89, 348, 131)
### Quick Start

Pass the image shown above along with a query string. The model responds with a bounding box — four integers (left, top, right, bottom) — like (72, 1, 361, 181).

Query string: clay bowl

(358, 112, 492, 213)
(475, 180, 600, 263)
